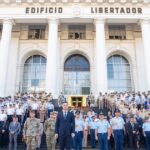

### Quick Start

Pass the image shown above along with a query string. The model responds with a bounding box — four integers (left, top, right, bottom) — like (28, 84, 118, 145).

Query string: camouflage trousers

(26, 136, 37, 150)
(46, 135, 56, 150)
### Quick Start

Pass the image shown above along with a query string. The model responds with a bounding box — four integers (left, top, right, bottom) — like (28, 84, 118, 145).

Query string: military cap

(50, 111, 55, 115)
(43, 97, 47, 100)
(62, 101, 68, 104)
(75, 110, 80, 115)
(91, 115, 95, 118)
(30, 110, 36, 114)
(145, 117, 149, 121)
(83, 114, 87, 118)
(46, 94, 51, 97)
(12, 115, 18, 119)
(99, 111, 104, 115)
(130, 115, 135, 118)
(115, 109, 120, 113)
(53, 111, 58, 114)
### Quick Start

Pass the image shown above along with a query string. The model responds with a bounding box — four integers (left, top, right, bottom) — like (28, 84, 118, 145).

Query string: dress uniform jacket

(125, 122, 139, 149)
(125, 122, 139, 134)
(0, 121, 8, 148)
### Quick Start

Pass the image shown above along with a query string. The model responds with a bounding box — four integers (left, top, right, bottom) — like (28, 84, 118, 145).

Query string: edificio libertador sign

(25, 6, 142, 14)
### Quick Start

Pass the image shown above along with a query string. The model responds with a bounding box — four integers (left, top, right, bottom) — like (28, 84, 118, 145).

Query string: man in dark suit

(0, 117, 8, 148)
(55, 102, 75, 150)
(125, 115, 139, 150)
(136, 114, 144, 145)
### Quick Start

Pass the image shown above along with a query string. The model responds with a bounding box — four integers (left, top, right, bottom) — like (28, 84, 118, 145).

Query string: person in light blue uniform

(73, 111, 84, 150)
(142, 117, 150, 150)
(89, 115, 97, 148)
(47, 101, 54, 117)
(95, 111, 111, 150)
(110, 109, 125, 150)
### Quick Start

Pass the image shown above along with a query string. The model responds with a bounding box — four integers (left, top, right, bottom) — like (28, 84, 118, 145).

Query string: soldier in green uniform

(23, 110, 41, 150)
(44, 111, 57, 150)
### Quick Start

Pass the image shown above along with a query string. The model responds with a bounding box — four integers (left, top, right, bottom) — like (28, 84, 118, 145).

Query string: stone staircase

(1, 107, 107, 150)
(1, 107, 146, 150)
(54, 106, 109, 115)
(6, 134, 97, 150)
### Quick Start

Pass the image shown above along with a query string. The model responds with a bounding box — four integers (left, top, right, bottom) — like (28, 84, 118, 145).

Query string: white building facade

(0, 0, 150, 98)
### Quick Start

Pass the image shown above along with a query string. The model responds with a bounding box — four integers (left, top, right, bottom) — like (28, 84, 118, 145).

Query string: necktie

(64, 112, 67, 119)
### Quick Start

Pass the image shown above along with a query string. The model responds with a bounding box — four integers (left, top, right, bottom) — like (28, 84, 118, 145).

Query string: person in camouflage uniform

(44, 111, 57, 150)
(23, 110, 41, 150)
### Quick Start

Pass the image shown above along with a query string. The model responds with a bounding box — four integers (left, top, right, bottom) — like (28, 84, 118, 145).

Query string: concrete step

(1, 146, 146, 150)
(2, 107, 145, 150)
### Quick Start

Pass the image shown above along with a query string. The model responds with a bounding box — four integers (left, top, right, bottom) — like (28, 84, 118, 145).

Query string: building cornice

(0, 0, 150, 4)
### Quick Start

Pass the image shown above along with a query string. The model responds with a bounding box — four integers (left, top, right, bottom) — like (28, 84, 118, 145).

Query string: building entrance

(68, 95, 86, 107)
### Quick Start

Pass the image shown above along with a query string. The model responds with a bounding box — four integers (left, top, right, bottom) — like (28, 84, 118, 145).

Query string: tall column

(0, 19, 13, 97)
(45, 18, 59, 98)
(94, 18, 108, 95)
(141, 19, 150, 90)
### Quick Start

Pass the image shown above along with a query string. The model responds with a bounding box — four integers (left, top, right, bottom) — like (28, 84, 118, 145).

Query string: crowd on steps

(0, 91, 150, 150)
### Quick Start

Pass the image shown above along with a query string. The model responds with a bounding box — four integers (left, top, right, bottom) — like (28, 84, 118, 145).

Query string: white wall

(3, 23, 147, 96)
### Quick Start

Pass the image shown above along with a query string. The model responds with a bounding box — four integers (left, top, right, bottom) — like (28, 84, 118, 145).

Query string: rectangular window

(31, 79, 39, 86)
(28, 25, 46, 40)
(82, 87, 90, 95)
(68, 25, 86, 40)
(108, 25, 126, 40)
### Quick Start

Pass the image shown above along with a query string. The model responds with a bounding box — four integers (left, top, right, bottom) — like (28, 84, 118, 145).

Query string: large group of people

(0, 91, 150, 150)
